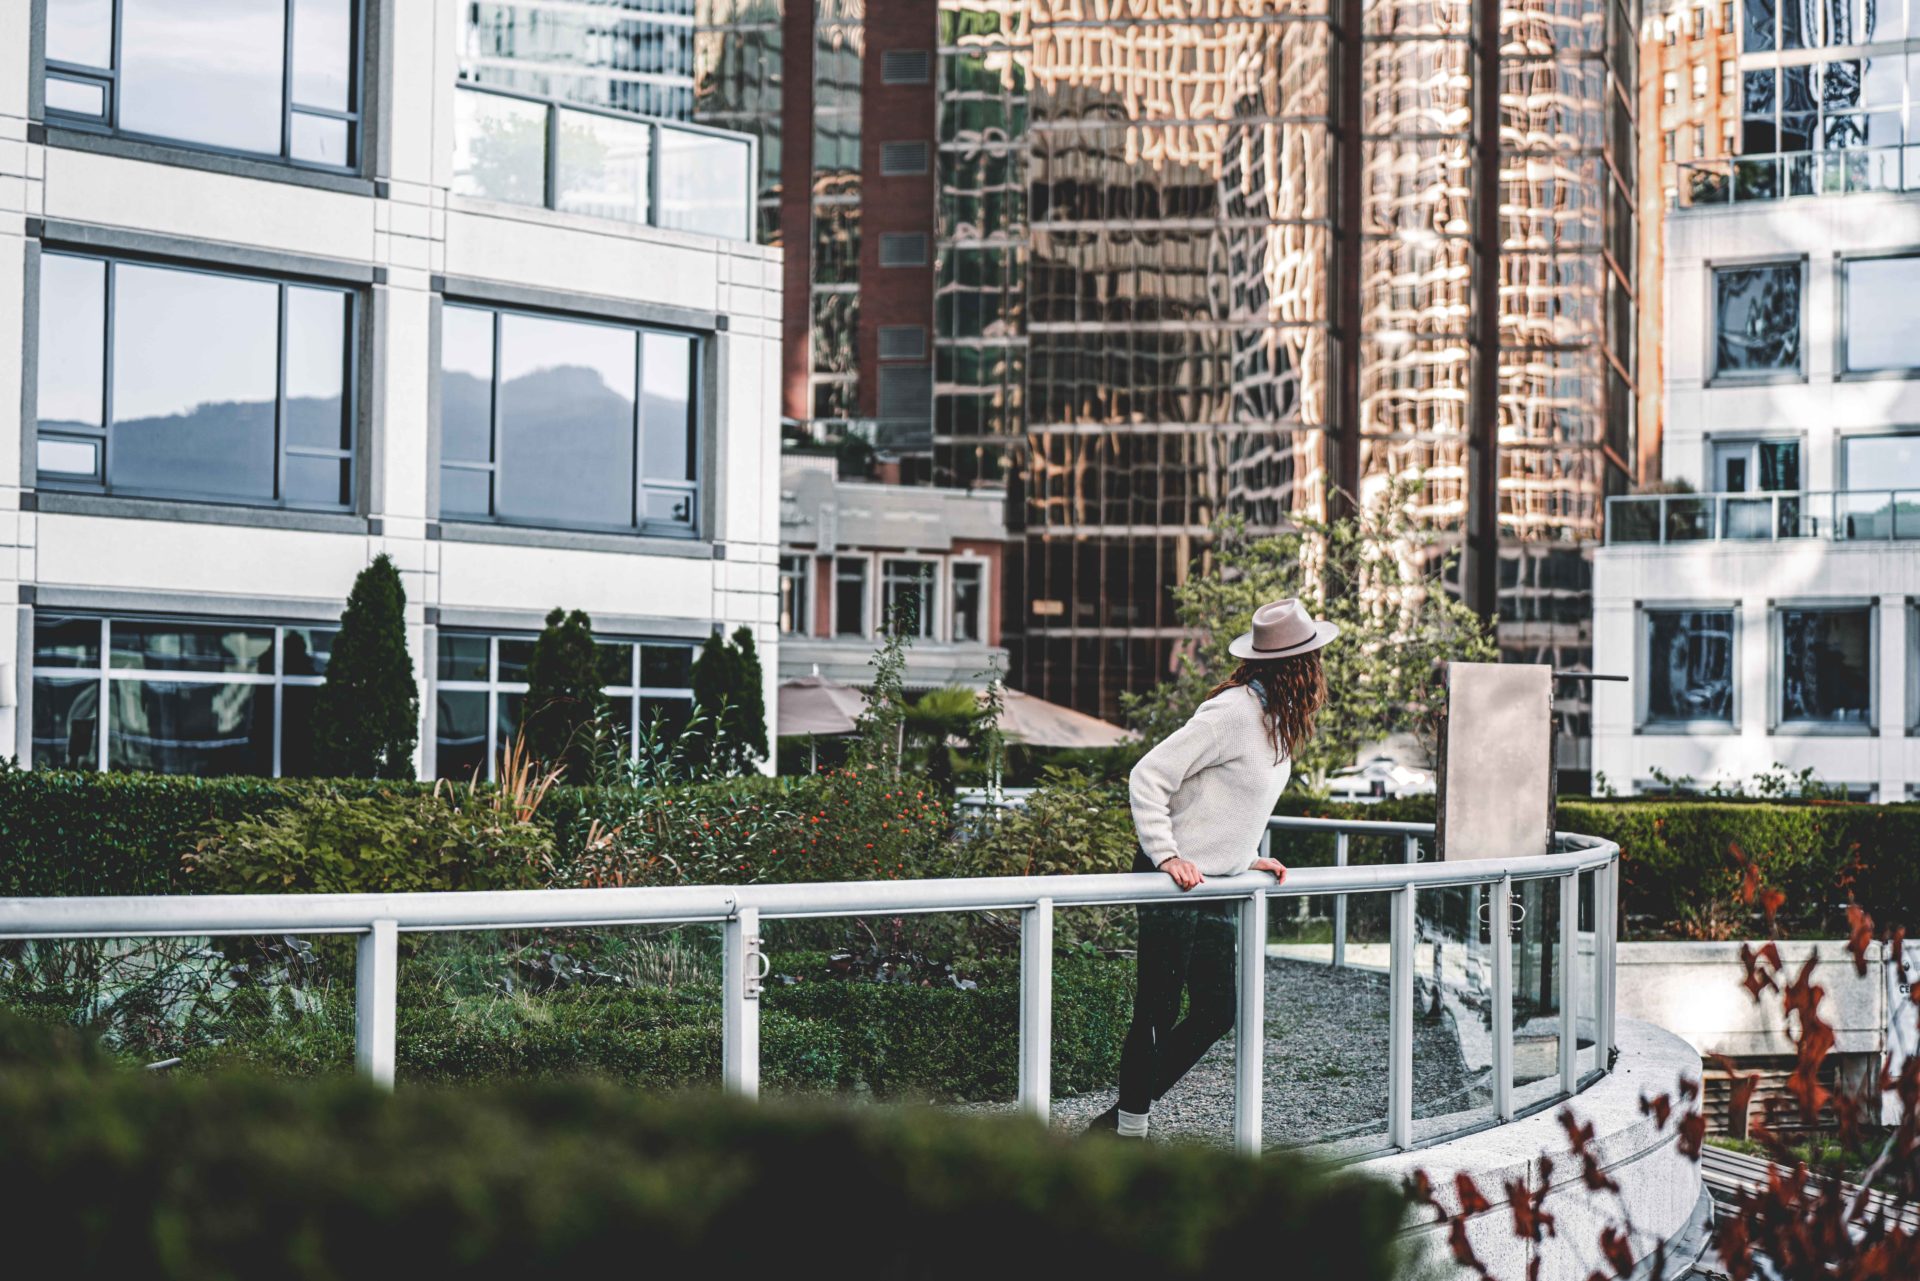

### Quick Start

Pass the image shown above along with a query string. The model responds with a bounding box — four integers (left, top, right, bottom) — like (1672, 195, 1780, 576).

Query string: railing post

(723, 906, 763, 1099)
(1559, 871, 1578, 1095)
(1332, 832, 1349, 969)
(355, 919, 398, 1089)
(1388, 886, 1414, 1149)
(1599, 861, 1619, 1062)
(1658, 495, 1668, 544)
(1402, 832, 1419, 864)
(1235, 888, 1269, 1156)
(1492, 875, 1513, 1121)
(1018, 897, 1054, 1122)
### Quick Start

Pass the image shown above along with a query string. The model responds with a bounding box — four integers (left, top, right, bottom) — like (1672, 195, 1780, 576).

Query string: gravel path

(952, 956, 1488, 1154)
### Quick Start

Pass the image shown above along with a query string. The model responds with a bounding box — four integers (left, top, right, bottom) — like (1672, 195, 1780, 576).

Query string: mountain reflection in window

(1714, 263, 1800, 376)
(1646, 610, 1735, 722)
(1779, 608, 1871, 723)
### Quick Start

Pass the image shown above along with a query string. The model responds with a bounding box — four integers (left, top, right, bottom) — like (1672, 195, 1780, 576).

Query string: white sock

(1117, 1108, 1149, 1138)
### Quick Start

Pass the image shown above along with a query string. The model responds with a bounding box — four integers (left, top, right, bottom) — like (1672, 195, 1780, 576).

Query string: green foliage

(1122, 480, 1497, 785)
(0, 1012, 1408, 1281)
(852, 604, 915, 774)
(965, 767, 1137, 878)
(687, 625, 770, 778)
(186, 786, 555, 895)
(903, 685, 989, 788)
(312, 554, 419, 779)
(522, 607, 606, 784)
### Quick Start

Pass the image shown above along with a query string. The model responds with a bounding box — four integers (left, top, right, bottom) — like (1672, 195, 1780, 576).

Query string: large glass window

(1713, 262, 1801, 377)
(439, 305, 699, 535)
(1840, 435, 1920, 537)
(1843, 255, 1920, 373)
(434, 632, 695, 781)
(779, 555, 810, 635)
(43, 0, 362, 169)
(834, 558, 869, 637)
(881, 560, 937, 638)
(32, 614, 337, 776)
(1644, 609, 1735, 724)
(951, 560, 984, 643)
(36, 253, 354, 508)
(1778, 607, 1873, 725)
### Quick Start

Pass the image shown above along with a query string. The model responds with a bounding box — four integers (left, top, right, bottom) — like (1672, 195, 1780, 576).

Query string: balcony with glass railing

(1606, 489, 1920, 542)
(1677, 147, 1920, 208)
(451, 84, 757, 243)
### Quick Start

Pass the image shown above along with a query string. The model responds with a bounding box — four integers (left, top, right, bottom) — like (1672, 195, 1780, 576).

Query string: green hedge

(1272, 795, 1920, 938)
(0, 1018, 1407, 1281)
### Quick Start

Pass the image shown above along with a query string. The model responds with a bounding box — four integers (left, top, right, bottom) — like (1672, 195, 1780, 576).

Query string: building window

(1777, 607, 1873, 726)
(439, 304, 700, 536)
(878, 232, 928, 267)
(1693, 124, 1707, 157)
(435, 633, 694, 781)
(43, 0, 362, 170)
(1723, 120, 1738, 154)
(880, 50, 931, 84)
(879, 141, 930, 175)
(1712, 262, 1801, 378)
(1643, 609, 1735, 724)
(1665, 21, 1679, 45)
(1842, 255, 1920, 374)
(1722, 0, 1733, 31)
(1692, 5, 1707, 35)
(1692, 64, 1708, 99)
(779, 555, 811, 635)
(834, 558, 869, 637)
(1664, 129, 1676, 161)
(881, 559, 937, 638)
(32, 614, 336, 776)
(951, 560, 984, 643)
(1664, 71, 1679, 104)
(36, 253, 355, 508)
(1838, 434, 1920, 537)
(1721, 58, 1736, 94)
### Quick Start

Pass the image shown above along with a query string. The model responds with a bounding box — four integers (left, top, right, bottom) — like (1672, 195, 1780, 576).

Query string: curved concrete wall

(1362, 1019, 1705, 1281)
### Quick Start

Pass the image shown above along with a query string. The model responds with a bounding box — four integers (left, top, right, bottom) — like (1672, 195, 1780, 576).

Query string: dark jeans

(1116, 850, 1237, 1114)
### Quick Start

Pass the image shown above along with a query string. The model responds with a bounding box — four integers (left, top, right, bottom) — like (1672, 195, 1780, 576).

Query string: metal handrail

(0, 815, 1620, 1159)
(1605, 489, 1920, 544)
(1676, 147, 1913, 208)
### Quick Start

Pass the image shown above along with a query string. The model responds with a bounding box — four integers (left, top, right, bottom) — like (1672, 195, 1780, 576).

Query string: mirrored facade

(461, 0, 698, 121)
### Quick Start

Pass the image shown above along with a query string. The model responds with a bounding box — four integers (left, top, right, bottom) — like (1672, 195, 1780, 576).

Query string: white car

(1324, 756, 1436, 801)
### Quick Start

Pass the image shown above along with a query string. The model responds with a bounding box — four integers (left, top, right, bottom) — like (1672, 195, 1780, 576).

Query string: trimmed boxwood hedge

(0, 1015, 1407, 1281)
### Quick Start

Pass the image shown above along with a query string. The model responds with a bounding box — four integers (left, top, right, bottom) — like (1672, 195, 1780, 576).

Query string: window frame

(40, 0, 368, 175)
(949, 556, 988, 644)
(779, 554, 812, 636)
(1636, 602, 1742, 733)
(1770, 600, 1877, 734)
(832, 556, 872, 639)
(438, 299, 705, 540)
(35, 249, 360, 513)
(30, 613, 336, 777)
(879, 556, 940, 640)
(1838, 250, 1920, 379)
(1707, 256, 1807, 385)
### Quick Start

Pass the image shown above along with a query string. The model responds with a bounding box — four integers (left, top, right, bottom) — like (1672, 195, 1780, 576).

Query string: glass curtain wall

(461, 0, 699, 121)
(811, 0, 864, 430)
(693, 0, 787, 244)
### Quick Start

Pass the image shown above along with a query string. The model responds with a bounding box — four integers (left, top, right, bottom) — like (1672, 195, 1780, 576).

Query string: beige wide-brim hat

(1227, 597, 1341, 661)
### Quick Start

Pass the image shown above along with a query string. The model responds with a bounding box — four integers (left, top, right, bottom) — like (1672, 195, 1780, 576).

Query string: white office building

(1, 0, 780, 780)
(1594, 179, 1920, 799)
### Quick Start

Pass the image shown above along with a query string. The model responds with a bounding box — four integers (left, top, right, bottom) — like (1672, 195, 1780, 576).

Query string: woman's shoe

(1081, 1103, 1121, 1136)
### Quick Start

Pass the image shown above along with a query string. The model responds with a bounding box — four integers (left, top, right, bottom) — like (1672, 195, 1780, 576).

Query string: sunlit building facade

(460, 0, 699, 121)
(699, 0, 1639, 746)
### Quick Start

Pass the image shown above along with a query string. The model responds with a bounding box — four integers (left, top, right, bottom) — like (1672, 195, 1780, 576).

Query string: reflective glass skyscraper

(462, 0, 699, 121)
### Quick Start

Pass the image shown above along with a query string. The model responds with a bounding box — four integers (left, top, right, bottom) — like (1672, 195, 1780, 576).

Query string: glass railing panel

(1607, 499, 1661, 543)
(1412, 884, 1496, 1144)
(1509, 875, 1565, 1114)
(1733, 156, 1781, 201)
(1664, 496, 1713, 541)
(451, 89, 549, 207)
(1575, 869, 1601, 1082)
(1838, 490, 1894, 540)
(656, 126, 753, 242)
(1722, 497, 1774, 540)
(555, 107, 653, 225)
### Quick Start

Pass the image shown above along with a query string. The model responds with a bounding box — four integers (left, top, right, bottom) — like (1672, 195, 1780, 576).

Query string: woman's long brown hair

(1206, 650, 1328, 763)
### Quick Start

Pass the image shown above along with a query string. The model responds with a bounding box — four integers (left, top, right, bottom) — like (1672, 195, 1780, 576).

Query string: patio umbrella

(777, 674, 868, 770)
(995, 688, 1138, 750)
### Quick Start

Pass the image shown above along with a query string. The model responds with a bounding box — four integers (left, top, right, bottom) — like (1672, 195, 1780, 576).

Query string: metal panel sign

(1437, 662, 1552, 861)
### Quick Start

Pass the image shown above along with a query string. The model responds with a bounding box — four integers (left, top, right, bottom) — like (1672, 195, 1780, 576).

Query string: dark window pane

(952, 562, 983, 642)
(835, 561, 867, 636)
(37, 254, 106, 437)
(111, 263, 279, 500)
(286, 454, 350, 506)
(1745, 0, 1776, 52)
(498, 690, 525, 752)
(111, 620, 275, 673)
(436, 688, 488, 780)
(441, 306, 496, 463)
(1844, 256, 1920, 372)
(290, 0, 353, 112)
(35, 615, 100, 668)
(280, 682, 320, 776)
(1646, 610, 1734, 722)
(441, 466, 492, 516)
(1759, 440, 1801, 490)
(438, 633, 489, 681)
(120, 0, 286, 156)
(33, 676, 99, 769)
(639, 643, 693, 689)
(596, 641, 633, 687)
(497, 639, 535, 682)
(282, 627, 336, 677)
(496, 313, 636, 528)
(640, 695, 693, 739)
(1714, 263, 1800, 375)
(108, 679, 274, 776)
(882, 559, 936, 637)
(1780, 609, 1872, 722)
(641, 331, 694, 481)
(286, 285, 349, 449)
(47, 0, 115, 66)
(290, 112, 350, 166)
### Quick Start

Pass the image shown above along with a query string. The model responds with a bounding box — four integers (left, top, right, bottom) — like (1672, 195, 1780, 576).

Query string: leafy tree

(311, 554, 419, 779)
(1121, 476, 1497, 786)
(852, 603, 916, 775)
(523, 608, 605, 784)
(688, 626, 769, 777)
(903, 686, 987, 788)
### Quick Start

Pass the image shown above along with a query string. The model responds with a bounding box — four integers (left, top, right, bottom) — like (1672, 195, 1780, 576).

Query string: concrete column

(1880, 594, 1906, 802)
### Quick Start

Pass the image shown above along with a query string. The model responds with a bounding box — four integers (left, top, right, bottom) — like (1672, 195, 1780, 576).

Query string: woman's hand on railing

(1250, 857, 1288, 886)
(1160, 857, 1204, 890)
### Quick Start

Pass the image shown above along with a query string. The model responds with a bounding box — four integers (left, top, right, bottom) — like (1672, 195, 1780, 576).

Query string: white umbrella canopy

(995, 687, 1139, 750)
(777, 674, 869, 737)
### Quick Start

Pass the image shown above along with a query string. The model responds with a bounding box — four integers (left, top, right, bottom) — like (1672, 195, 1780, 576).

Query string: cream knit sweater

(1129, 683, 1291, 876)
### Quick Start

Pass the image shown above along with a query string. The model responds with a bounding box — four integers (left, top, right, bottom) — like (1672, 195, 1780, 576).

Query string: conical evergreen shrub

(523, 608, 606, 783)
(312, 554, 419, 779)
